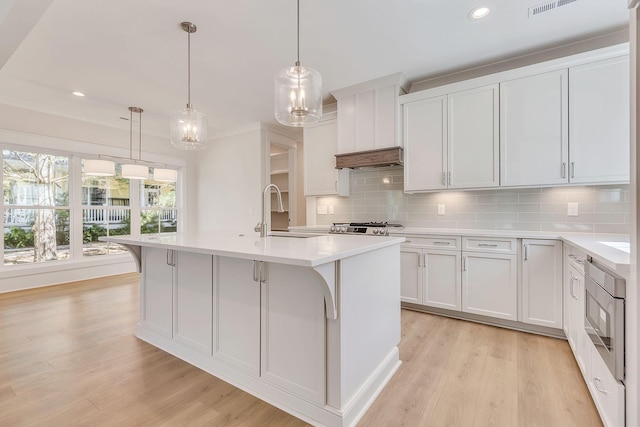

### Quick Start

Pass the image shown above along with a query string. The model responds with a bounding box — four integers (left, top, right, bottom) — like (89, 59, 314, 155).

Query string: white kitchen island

(101, 230, 404, 427)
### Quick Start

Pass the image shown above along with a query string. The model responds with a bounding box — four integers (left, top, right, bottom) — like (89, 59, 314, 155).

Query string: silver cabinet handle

(335, 180, 338, 191)
(570, 162, 575, 179)
(252, 260, 259, 282)
(423, 254, 427, 268)
(478, 243, 498, 248)
(448, 171, 452, 186)
(463, 256, 468, 271)
(562, 162, 566, 179)
(434, 241, 450, 245)
(417, 253, 423, 267)
(569, 275, 577, 300)
(593, 377, 608, 394)
(259, 261, 266, 284)
(576, 259, 584, 265)
(523, 244, 528, 261)
(166, 250, 175, 266)
(405, 240, 412, 243)
(442, 172, 446, 186)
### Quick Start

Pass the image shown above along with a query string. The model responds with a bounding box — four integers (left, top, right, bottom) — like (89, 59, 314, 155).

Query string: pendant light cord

(139, 109, 142, 161)
(187, 29, 191, 109)
(296, 0, 300, 65)
(129, 108, 133, 161)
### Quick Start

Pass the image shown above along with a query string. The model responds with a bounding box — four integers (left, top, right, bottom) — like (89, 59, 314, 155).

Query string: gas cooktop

(329, 221, 404, 236)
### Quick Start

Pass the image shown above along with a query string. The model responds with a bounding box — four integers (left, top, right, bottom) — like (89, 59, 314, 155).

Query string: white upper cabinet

(403, 96, 447, 191)
(402, 84, 499, 192)
(569, 55, 630, 184)
(331, 73, 408, 154)
(500, 69, 569, 187)
(448, 84, 499, 189)
(303, 112, 349, 197)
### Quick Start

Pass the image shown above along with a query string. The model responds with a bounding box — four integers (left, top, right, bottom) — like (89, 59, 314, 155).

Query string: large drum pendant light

(170, 22, 208, 150)
(274, 0, 322, 127)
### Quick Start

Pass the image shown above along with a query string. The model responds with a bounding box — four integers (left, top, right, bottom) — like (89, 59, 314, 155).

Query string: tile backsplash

(314, 167, 630, 234)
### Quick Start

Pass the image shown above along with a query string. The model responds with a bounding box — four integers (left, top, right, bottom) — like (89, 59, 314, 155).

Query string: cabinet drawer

(462, 237, 517, 254)
(565, 244, 586, 274)
(589, 346, 625, 427)
(400, 235, 460, 250)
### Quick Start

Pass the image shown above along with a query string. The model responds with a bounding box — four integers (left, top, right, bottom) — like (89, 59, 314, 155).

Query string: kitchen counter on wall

(101, 230, 403, 427)
(288, 226, 629, 274)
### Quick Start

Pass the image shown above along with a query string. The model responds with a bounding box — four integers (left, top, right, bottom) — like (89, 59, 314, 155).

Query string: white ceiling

(0, 0, 629, 139)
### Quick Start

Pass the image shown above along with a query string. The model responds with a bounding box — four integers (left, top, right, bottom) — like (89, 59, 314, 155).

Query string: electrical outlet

(328, 205, 334, 215)
(317, 205, 327, 215)
(567, 202, 579, 217)
(437, 204, 445, 216)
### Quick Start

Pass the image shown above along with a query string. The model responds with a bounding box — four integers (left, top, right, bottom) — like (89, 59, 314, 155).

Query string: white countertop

(101, 230, 405, 268)
(290, 226, 630, 274)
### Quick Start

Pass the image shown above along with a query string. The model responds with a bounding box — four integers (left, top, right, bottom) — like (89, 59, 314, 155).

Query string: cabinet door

(213, 256, 261, 376)
(569, 266, 588, 373)
(403, 96, 447, 191)
(400, 248, 423, 304)
(500, 69, 568, 186)
(376, 84, 401, 149)
(521, 239, 563, 328)
(590, 346, 625, 427)
(448, 84, 499, 189)
(569, 56, 630, 184)
(174, 251, 213, 354)
(261, 263, 326, 405)
(424, 249, 461, 311)
(141, 247, 174, 338)
(462, 252, 517, 321)
(303, 117, 349, 196)
(563, 261, 576, 350)
(337, 96, 357, 154)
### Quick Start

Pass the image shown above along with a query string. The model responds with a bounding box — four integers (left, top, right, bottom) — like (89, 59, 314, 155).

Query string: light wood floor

(0, 274, 602, 427)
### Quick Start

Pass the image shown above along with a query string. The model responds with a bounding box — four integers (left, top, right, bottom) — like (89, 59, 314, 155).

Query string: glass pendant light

(122, 107, 149, 180)
(84, 158, 115, 176)
(274, 0, 322, 127)
(170, 22, 208, 150)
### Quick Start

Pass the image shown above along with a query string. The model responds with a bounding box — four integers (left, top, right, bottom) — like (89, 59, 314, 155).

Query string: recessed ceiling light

(71, 91, 85, 97)
(469, 6, 490, 20)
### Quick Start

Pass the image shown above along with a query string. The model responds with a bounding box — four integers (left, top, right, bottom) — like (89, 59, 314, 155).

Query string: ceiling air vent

(528, 0, 578, 17)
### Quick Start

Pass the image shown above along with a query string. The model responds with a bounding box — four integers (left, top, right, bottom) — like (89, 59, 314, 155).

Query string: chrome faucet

(254, 184, 284, 237)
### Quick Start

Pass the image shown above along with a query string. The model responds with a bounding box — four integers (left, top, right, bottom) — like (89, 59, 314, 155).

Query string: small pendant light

(170, 22, 208, 150)
(84, 158, 115, 176)
(121, 107, 149, 180)
(153, 168, 178, 182)
(274, 0, 322, 127)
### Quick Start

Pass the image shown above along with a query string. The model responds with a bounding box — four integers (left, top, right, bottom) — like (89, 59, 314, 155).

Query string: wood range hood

(335, 147, 403, 169)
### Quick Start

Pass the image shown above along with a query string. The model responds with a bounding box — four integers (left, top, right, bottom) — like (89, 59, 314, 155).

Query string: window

(3, 150, 70, 265)
(0, 146, 182, 266)
(81, 164, 131, 257)
(140, 169, 178, 234)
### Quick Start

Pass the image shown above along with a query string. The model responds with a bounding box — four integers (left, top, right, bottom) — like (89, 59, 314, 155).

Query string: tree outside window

(3, 150, 69, 265)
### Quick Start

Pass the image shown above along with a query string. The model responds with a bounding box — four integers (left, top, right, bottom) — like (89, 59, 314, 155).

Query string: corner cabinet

(520, 239, 563, 329)
(402, 84, 499, 192)
(568, 55, 629, 184)
(302, 111, 349, 197)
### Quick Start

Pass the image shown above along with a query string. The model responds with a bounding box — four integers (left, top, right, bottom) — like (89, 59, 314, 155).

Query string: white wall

(195, 125, 265, 232)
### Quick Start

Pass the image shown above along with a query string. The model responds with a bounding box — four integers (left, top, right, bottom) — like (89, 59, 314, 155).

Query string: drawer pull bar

(478, 243, 498, 248)
(593, 377, 608, 394)
(434, 241, 450, 245)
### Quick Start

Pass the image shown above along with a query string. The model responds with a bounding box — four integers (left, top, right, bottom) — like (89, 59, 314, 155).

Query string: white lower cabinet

(400, 236, 461, 310)
(400, 248, 423, 304)
(462, 251, 518, 321)
(521, 239, 563, 328)
(174, 251, 213, 354)
(141, 247, 174, 338)
(260, 263, 326, 405)
(213, 256, 261, 375)
(588, 346, 625, 427)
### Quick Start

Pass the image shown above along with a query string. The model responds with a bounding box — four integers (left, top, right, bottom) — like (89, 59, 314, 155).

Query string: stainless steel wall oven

(584, 259, 625, 382)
